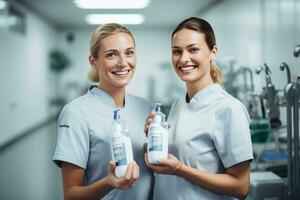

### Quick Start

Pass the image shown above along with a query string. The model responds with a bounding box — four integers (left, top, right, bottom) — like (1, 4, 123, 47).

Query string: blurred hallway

(0, 121, 63, 200)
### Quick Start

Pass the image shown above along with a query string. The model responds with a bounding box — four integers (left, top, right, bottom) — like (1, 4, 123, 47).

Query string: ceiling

(14, 0, 224, 30)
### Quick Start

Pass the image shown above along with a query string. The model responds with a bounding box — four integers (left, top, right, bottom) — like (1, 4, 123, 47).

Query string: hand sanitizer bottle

(147, 103, 168, 164)
(110, 109, 133, 177)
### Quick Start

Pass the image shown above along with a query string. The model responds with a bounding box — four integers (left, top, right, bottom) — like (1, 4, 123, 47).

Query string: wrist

(103, 176, 114, 189)
(174, 161, 183, 176)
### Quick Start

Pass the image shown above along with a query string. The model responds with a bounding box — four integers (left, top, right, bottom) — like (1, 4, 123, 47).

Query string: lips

(111, 69, 130, 77)
(178, 65, 197, 74)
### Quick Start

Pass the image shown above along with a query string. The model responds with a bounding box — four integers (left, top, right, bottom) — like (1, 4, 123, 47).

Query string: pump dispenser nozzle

(112, 109, 122, 133)
(113, 109, 120, 120)
(155, 103, 162, 112)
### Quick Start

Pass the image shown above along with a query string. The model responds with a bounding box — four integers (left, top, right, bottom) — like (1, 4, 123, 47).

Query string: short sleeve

(212, 103, 253, 168)
(52, 105, 90, 169)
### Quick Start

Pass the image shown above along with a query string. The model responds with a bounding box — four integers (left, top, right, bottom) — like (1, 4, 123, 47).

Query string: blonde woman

(144, 17, 253, 200)
(53, 23, 153, 200)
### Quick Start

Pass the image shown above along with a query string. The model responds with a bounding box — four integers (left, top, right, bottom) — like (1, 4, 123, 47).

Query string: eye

(126, 50, 135, 57)
(106, 52, 117, 59)
(172, 49, 182, 55)
(189, 47, 199, 53)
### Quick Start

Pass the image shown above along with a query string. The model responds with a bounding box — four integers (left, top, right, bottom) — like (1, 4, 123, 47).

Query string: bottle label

(149, 127, 163, 151)
(111, 136, 127, 166)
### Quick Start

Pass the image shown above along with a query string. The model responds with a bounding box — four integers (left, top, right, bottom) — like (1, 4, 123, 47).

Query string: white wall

(0, 1, 58, 146)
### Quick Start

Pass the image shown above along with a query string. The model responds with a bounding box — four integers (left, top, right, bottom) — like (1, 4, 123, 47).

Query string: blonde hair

(172, 17, 223, 86)
(88, 23, 135, 82)
(88, 68, 100, 82)
(210, 62, 224, 87)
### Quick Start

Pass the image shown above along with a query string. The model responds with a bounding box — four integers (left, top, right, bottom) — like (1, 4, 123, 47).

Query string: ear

(210, 45, 218, 61)
(89, 55, 97, 70)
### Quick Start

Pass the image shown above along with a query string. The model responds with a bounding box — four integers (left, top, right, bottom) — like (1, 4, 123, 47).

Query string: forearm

(64, 176, 114, 200)
(177, 164, 249, 199)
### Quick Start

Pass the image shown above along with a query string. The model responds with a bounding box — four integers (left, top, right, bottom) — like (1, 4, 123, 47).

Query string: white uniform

(153, 84, 253, 200)
(53, 86, 153, 200)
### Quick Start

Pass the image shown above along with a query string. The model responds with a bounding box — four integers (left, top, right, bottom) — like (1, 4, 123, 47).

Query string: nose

(118, 54, 127, 68)
(179, 50, 190, 64)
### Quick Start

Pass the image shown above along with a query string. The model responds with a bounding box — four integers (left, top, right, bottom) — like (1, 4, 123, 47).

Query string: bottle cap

(155, 103, 162, 112)
(113, 109, 120, 120)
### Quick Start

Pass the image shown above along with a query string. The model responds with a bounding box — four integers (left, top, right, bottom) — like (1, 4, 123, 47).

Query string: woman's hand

(143, 110, 170, 135)
(106, 161, 139, 190)
(144, 153, 182, 175)
(144, 111, 156, 135)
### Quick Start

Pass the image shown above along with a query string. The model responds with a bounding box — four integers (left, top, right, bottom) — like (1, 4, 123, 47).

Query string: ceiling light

(74, 0, 150, 9)
(0, 0, 7, 10)
(86, 14, 144, 25)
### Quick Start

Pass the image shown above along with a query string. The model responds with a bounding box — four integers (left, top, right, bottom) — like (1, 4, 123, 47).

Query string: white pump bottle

(110, 110, 133, 177)
(147, 103, 168, 164)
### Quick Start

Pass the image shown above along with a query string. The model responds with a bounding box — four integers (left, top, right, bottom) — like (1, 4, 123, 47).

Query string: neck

(99, 83, 125, 108)
(186, 74, 214, 101)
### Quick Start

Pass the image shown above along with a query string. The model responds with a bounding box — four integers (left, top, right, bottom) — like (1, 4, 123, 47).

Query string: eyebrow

(172, 43, 199, 49)
(127, 47, 135, 50)
(104, 49, 118, 53)
(104, 47, 135, 53)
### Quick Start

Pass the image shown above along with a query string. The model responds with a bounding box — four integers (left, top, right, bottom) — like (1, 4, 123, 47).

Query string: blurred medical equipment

(249, 45, 300, 200)
(283, 45, 300, 199)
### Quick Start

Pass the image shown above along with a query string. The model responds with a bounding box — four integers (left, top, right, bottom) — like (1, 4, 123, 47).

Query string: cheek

(171, 55, 178, 66)
(128, 57, 137, 68)
(98, 61, 113, 73)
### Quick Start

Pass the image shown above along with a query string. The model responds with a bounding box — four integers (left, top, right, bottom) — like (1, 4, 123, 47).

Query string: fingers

(144, 153, 150, 166)
(157, 159, 169, 165)
(143, 143, 147, 153)
(124, 162, 134, 181)
(144, 111, 156, 134)
(167, 154, 176, 159)
(133, 162, 139, 180)
(144, 156, 170, 174)
(144, 153, 180, 175)
(117, 162, 139, 190)
(108, 161, 116, 175)
(144, 153, 161, 170)
(128, 161, 139, 187)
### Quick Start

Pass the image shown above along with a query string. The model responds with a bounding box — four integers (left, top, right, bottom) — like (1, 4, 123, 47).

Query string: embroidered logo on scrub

(59, 124, 70, 128)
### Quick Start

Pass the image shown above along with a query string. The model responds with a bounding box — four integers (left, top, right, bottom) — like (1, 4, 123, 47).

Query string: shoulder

(214, 90, 249, 121)
(59, 93, 92, 120)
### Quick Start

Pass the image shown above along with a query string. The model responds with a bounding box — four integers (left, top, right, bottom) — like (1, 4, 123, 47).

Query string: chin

(179, 74, 197, 83)
(112, 78, 132, 88)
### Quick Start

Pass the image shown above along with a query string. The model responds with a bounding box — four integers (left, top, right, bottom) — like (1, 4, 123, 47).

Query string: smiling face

(89, 32, 136, 91)
(172, 28, 217, 88)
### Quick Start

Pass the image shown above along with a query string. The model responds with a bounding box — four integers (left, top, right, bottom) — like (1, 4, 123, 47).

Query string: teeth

(115, 71, 128, 75)
(181, 66, 194, 71)
(112, 70, 129, 75)
(179, 66, 196, 72)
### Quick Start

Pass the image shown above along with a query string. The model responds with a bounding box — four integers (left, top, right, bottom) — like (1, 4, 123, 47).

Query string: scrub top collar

(88, 85, 127, 109)
(186, 83, 223, 106)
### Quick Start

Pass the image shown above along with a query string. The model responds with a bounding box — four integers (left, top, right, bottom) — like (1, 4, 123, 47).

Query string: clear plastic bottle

(110, 109, 133, 177)
(147, 103, 168, 164)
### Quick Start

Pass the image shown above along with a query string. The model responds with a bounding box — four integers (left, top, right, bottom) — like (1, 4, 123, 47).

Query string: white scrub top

(153, 84, 253, 200)
(53, 86, 153, 200)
